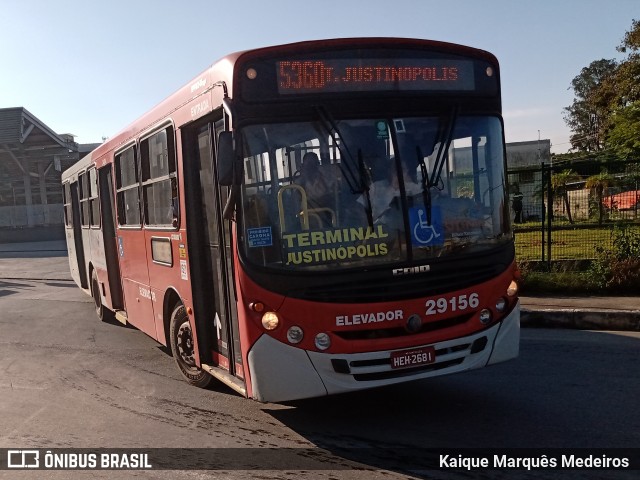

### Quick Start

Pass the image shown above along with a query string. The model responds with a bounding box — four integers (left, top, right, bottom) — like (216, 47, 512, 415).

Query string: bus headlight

(479, 309, 492, 325)
(507, 280, 518, 297)
(314, 333, 331, 351)
(495, 297, 507, 312)
(261, 311, 279, 331)
(287, 326, 304, 344)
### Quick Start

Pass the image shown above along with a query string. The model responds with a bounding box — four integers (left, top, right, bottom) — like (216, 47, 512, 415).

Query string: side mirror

(217, 132, 238, 186)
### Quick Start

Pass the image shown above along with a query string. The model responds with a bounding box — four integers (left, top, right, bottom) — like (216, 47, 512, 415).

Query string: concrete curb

(521, 308, 640, 331)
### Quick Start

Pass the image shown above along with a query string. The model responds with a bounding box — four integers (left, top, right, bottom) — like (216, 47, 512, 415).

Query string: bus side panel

(145, 230, 190, 345)
(81, 227, 92, 286)
(117, 229, 156, 338)
(65, 224, 82, 288)
(88, 226, 110, 308)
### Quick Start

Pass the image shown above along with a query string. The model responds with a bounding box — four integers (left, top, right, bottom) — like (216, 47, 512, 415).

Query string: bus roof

(66, 37, 497, 175)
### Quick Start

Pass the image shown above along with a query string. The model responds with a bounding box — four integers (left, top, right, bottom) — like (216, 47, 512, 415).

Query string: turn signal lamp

(507, 280, 519, 297)
(261, 311, 279, 331)
(250, 302, 265, 313)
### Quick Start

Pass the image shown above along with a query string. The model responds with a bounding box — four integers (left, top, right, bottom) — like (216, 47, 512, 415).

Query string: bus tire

(169, 304, 214, 388)
(91, 269, 111, 322)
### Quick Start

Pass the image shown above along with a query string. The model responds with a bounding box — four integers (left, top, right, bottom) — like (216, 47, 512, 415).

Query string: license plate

(390, 346, 436, 370)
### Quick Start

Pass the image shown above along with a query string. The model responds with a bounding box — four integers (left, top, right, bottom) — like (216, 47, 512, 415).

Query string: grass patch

(517, 224, 640, 294)
(515, 228, 616, 261)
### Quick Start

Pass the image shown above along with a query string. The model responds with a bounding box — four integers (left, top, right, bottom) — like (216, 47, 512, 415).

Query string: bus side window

(78, 171, 89, 228)
(115, 146, 141, 227)
(140, 127, 177, 228)
(88, 167, 100, 228)
(63, 182, 72, 227)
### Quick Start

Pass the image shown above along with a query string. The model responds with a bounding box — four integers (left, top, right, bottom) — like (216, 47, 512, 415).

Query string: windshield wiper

(358, 149, 374, 227)
(314, 106, 367, 195)
(314, 106, 374, 228)
(430, 106, 458, 190)
(416, 146, 433, 225)
(416, 106, 459, 226)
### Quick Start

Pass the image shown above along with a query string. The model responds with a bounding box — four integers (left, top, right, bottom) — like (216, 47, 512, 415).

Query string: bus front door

(182, 119, 243, 380)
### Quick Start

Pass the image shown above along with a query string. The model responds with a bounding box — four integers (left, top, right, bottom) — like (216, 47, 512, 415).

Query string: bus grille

(330, 336, 488, 382)
(292, 264, 499, 303)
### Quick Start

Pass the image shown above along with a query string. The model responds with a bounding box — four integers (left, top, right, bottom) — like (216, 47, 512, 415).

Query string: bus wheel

(169, 304, 214, 388)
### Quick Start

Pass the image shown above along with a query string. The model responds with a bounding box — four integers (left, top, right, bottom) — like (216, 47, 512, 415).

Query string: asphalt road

(0, 253, 639, 479)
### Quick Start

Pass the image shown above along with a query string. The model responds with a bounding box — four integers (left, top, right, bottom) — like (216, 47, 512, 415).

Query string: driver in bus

(363, 159, 421, 223)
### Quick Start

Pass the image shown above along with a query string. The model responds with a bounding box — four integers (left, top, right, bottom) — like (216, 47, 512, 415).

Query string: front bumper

(248, 301, 520, 402)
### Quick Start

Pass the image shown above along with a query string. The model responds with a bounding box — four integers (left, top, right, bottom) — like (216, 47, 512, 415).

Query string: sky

(1, 0, 638, 154)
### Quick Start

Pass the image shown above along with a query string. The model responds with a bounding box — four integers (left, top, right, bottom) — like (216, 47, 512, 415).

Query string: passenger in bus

(295, 152, 334, 227)
(296, 153, 330, 206)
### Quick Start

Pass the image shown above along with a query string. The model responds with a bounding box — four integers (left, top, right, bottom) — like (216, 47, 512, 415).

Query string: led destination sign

(277, 58, 476, 94)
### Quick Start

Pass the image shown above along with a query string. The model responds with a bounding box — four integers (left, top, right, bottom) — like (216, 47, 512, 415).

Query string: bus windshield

(239, 115, 510, 271)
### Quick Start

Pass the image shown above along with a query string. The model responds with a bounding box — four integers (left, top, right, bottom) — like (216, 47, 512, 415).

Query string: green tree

(565, 20, 640, 155)
(614, 19, 640, 106)
(563, 59, 618, 152)
(601, 20, 640, 157)
(606, 101, 640, 158)
(585, 170, 616, 225)
(551, 169, 580, 223)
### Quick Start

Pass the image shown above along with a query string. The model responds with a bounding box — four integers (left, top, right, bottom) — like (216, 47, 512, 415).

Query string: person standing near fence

(512, 183, 523, 224)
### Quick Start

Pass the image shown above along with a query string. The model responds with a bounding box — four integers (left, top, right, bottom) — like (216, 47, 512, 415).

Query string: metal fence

(508, 159, 640, 266)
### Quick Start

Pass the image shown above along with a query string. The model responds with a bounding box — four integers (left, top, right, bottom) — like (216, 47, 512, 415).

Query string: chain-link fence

(508, 159, 640, 266)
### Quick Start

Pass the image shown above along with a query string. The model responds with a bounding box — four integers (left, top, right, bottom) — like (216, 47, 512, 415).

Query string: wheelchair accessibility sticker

(409, 206, 444, 246)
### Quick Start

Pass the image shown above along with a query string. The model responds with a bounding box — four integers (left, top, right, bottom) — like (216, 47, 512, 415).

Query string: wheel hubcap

(176, 322, 195, 366)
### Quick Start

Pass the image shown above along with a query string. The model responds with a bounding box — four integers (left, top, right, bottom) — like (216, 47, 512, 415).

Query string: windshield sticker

(442, 201, 485, 237)
(282, 225, 390, 266)
(409, 206, 444, 246)
(375, 120, 389, 139)
(247, 227, 273, 248)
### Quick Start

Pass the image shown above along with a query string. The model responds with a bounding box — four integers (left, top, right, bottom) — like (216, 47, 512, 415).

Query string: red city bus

(62, 38, 520, 402)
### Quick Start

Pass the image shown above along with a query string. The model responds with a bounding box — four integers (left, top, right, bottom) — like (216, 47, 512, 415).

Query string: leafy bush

(588, 225, 640, 290)
(518, 260, 601, 294)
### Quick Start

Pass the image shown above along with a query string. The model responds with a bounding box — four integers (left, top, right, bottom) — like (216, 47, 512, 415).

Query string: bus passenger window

(88, 167, 100, 227)
(63, 182, 72, 227)
(115, 146, 141, 226)
(141, 127, 177, 228)
(78, 171, 90, 227)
